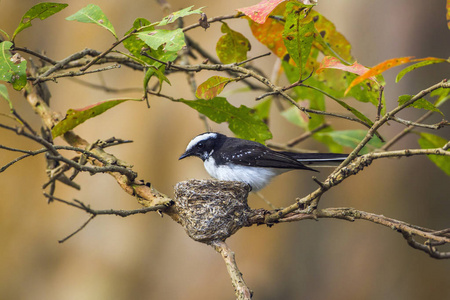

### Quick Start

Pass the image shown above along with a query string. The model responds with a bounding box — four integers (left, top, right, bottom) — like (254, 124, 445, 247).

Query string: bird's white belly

(204, 158, 287, 191)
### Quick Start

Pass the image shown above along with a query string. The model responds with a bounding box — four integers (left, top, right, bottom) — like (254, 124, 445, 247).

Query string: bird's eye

(197, 142, 204, 149)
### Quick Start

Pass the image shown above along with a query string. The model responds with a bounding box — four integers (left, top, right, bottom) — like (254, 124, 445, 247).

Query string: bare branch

(390, 116, 449, 130)
(58, 215, 96, 243)
(211, 241, 253, 300)
(29, 64, 121, 83)
(182, 13, 244, 32)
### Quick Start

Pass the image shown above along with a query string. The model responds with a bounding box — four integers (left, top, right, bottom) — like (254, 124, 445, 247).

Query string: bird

(179, 132, 348, 191)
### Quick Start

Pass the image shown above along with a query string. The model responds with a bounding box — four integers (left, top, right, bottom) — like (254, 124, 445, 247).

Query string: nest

(173, 179, 252, 243)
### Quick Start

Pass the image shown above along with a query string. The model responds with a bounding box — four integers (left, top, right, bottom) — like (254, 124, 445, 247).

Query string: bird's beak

(178, 151, 191, 160)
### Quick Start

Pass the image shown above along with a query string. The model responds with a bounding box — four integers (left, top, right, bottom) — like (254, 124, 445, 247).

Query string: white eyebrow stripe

(185, 132, 217, 151)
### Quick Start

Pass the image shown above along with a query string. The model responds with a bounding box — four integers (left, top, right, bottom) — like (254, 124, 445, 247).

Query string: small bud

(198, 13, 210, 30)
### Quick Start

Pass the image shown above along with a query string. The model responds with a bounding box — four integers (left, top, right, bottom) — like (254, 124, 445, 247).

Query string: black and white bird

(179, 132, 348, 191)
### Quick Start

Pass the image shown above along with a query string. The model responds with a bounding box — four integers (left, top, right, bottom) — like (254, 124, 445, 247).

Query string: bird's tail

(281, 152, 348, 167)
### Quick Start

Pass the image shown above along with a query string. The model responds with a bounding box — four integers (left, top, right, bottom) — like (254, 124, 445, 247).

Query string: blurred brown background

(1, 0, 449, 299)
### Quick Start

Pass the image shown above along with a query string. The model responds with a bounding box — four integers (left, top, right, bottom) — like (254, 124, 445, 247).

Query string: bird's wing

(216, 139, 317, 171)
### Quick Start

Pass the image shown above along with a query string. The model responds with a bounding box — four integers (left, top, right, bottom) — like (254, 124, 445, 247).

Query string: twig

(46, 153, 137, 180)
(382, 111, 435, 150)
(286, 123, 330, 147)
(58, 215, 96, 243)
(44, 193, 166, 216)
(210, 240, 253, 299)
(33, 48, 101, 83)
(182, 13, 244, 32)
(390, 116, 448, 130)
(376, 85, 384, 121)
(14, 46, 58, 65)
(29, 64, 121, 83)
(236, 52, 271, 66)
(80, 29, 137, 72)
(11, 109, 37, 135)
(402, 232, 450, 259)
(336, 80, 450, 169)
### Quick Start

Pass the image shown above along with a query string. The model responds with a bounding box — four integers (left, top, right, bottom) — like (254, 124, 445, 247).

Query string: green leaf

(216, 22, 251, 64)
(143, 65, 170, 92)
(12, 2, 68, 41)
(396, 58, 448, 82)
(0, 83, 13, 110)
(136, 28, 185, 52)
(308, 10, 353, 62)
(418, 132, 450, 176)
(52, 98, 140, 138)
(281, 105, 308, 129)
(180, 97, 272, 143)
(123, 19, 178, 65)
(283, 2, 315, 74)
(398, 94, 442, 115)
(315, 130, 383, 154)
(0, 41, 27, 91)
(252, 98, 272, 123)
(195, 76, 236, 99)
(430, 88, 450, 107)
(66, 4, 117, 39)
(157, 6, 204, 27)
(313, 127, 344, 153)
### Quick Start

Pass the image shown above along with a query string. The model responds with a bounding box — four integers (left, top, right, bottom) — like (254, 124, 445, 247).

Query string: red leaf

(237, 0, 286, 24)
(316, 56, 369, 76)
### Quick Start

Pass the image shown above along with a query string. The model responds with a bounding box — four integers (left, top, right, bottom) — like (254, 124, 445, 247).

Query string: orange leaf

(195, 76, 235, 99)
(249, 16, 287, 59)
(345, 56, 414, 95)
(237, 0, 286, 24)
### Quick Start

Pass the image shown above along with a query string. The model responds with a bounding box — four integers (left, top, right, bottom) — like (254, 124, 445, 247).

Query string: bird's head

(179, 132, 223, 161)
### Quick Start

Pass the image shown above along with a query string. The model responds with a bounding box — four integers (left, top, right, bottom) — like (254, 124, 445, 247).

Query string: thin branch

(42, 192, 167, 243)
(29, 64, 121, 83)
(11, 109, 37, 135)
(382, 110, 435, 150)
(248, 206, 450, 259)
(376, 85, 384, 121)
(286, 122, 330, 147)
(182, 13, 244, 32)
(44, 193, 167, 217)
(80, 29, 138, 72)
(210, 240, 253, 299)
(14, 46, 58, 65)
(402, 232, 450, 259)
(58, 215, 96, 243)
(236, 52, 272, 66)
(336, 80, 450, 169)
(46, 153, 137, 180)
(390, 116, 448, 130)
(33, 48, 102, 83)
